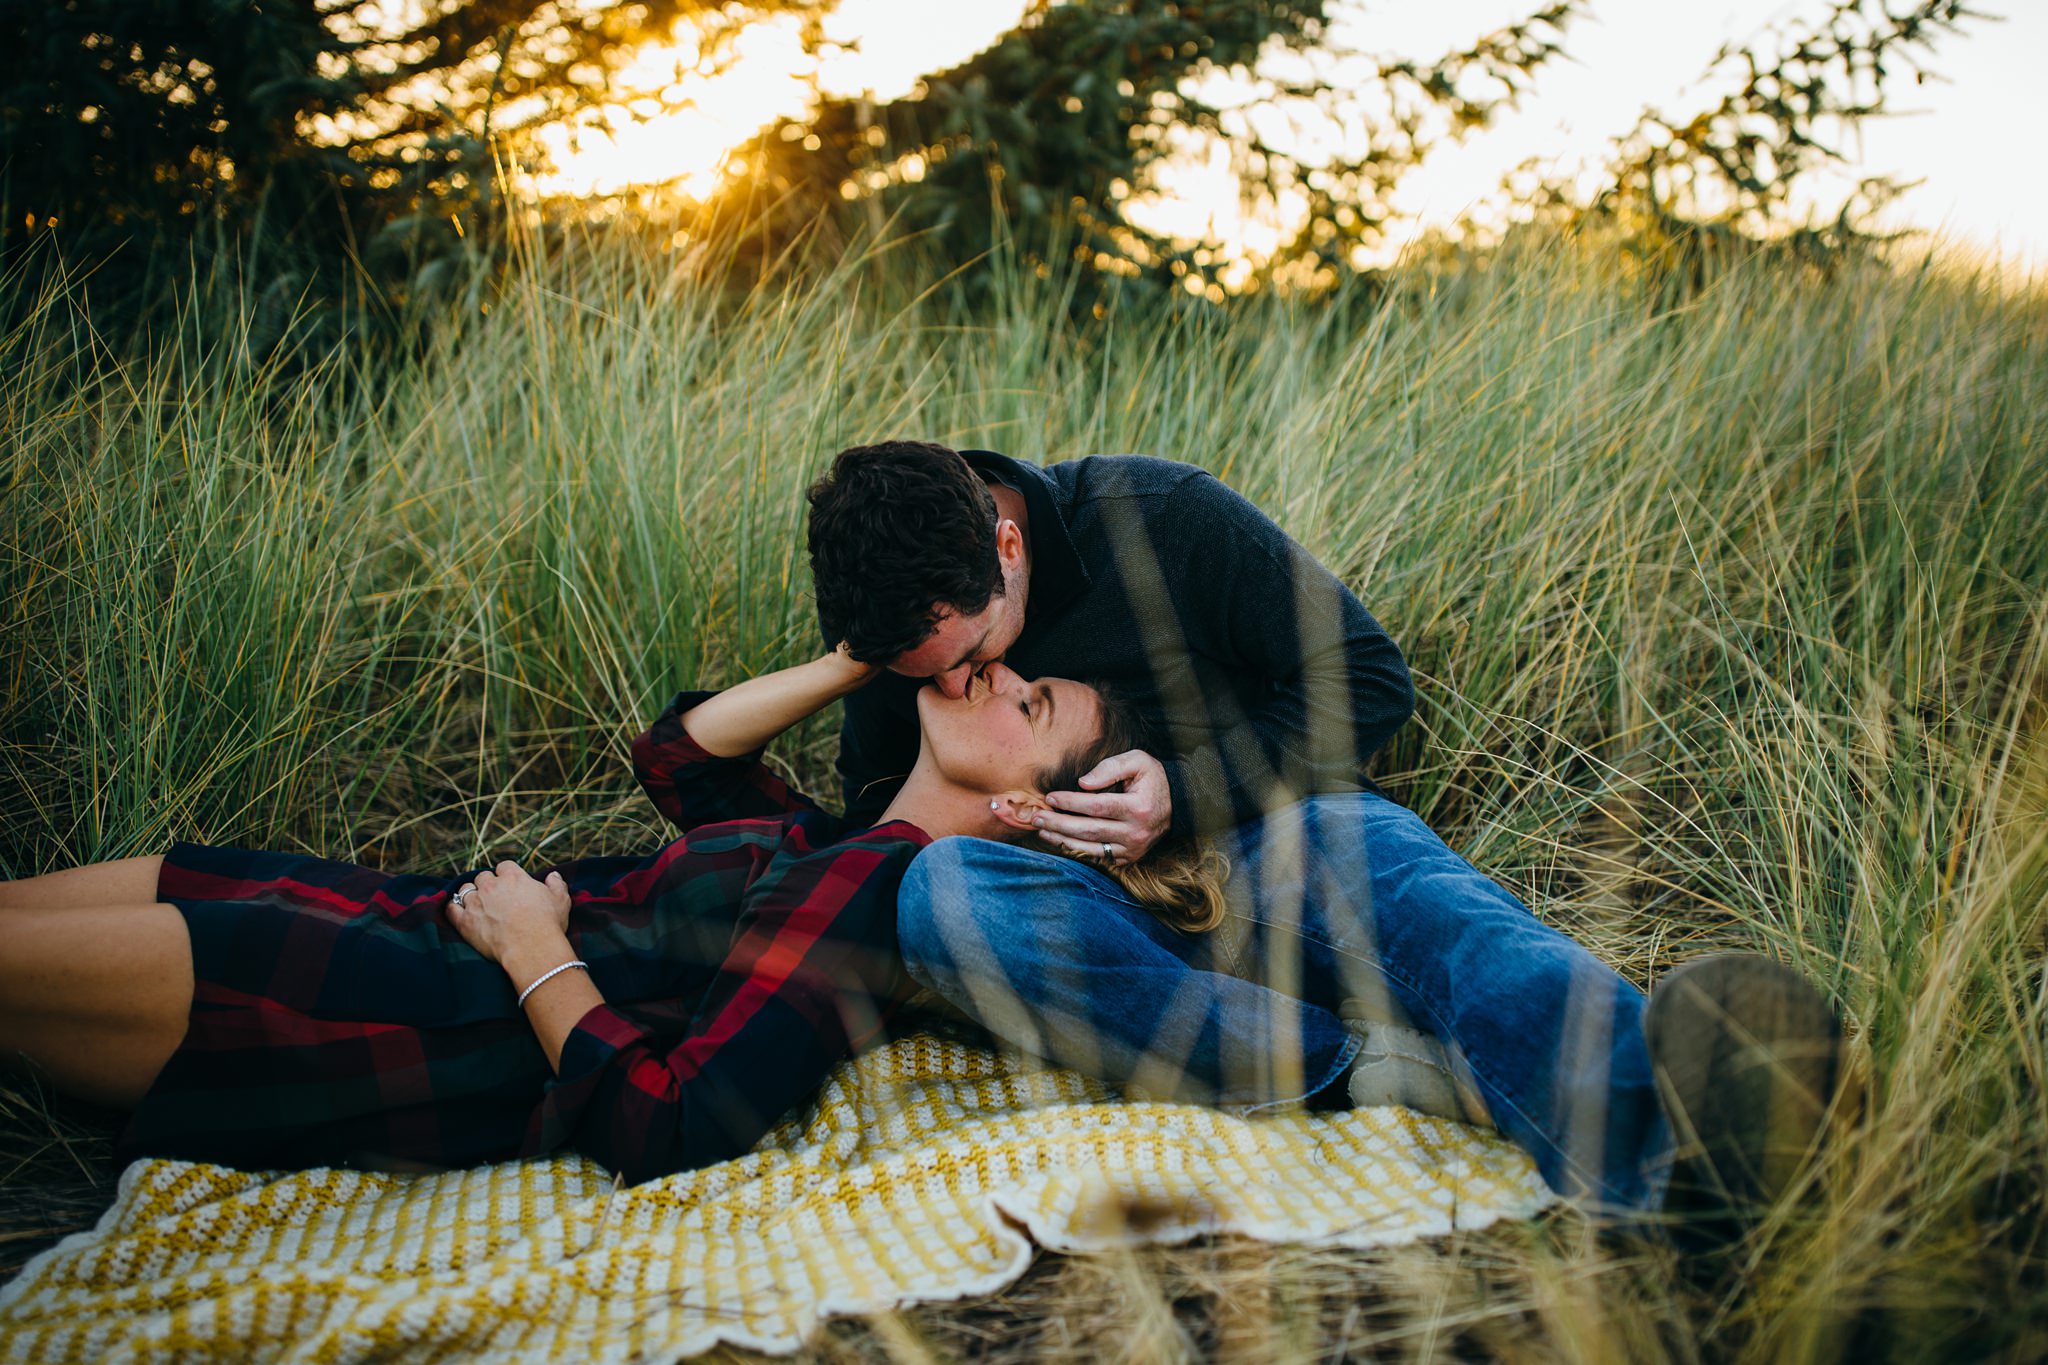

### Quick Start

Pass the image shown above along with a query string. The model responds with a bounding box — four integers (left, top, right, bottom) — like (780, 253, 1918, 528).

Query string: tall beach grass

(2, 224, 2044, 1359)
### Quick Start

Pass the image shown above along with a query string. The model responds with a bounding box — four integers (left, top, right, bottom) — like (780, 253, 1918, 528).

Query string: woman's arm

(448, 861, 598, 1071)
(632, 646, 880, 831)
(681, 645, 877, 757)
(451, 835, 919, 1184)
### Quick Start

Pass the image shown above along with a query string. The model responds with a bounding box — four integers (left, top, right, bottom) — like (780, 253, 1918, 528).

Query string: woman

(0, 649, 1184, 1184)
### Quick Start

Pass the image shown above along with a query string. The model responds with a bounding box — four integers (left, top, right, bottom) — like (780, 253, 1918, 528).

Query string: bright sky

(530, 0, 2044, 281)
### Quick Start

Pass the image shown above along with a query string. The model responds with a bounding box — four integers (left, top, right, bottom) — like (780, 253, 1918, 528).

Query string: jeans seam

(1018, 852, 1153, 915)
(1233, 1030, 1364, 1113)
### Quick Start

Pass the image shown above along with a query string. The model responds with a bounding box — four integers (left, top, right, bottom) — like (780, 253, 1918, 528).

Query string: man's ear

(988, 791, 1044, 832)
(995, 518, 1026, 572)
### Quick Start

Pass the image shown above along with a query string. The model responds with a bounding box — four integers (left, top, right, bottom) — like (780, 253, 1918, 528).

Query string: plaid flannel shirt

(528, 690, 930, 1182)
(130, 691, 928, 1185)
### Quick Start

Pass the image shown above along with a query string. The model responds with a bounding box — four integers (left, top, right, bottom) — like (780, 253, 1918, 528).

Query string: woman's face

(914, 661, 1104, 797)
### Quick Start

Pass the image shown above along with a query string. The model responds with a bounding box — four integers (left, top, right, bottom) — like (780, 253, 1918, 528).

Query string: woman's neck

(875, 766, 1005, 841)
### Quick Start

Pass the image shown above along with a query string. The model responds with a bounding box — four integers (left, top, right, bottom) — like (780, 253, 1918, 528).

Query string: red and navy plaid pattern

(123, 690, 930, 1184)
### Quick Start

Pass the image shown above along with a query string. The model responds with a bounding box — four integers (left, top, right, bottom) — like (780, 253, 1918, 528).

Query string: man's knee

(899, 837, 1124, 984)
(898, 838, 1017, 983)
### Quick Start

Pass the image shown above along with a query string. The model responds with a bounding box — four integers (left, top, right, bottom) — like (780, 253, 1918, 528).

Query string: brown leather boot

(1644, 952, 1845, 1252)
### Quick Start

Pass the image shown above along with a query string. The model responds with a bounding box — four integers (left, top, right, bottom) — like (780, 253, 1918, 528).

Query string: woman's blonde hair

(1036, 684, 1230, 935)
(1089, 839, 1230, 934)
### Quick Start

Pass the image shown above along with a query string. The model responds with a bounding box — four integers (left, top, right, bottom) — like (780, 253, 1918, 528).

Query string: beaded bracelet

(517, 959, 590, 1009)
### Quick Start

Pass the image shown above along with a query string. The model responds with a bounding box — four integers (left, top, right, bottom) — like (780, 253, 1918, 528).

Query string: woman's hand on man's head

(828, 641, 880, 685)
(447, 860, 571, 970)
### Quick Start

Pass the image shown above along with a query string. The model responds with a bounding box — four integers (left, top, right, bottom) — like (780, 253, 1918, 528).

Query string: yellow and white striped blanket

(0, 1034, 1552, 1362)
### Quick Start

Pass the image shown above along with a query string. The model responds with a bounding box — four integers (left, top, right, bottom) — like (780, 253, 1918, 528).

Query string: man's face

(888, 521, 1030, 698)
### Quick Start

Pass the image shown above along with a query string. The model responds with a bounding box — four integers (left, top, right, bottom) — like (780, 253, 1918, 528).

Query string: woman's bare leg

(0, 902, 193, 1109)
(0, 856, 166, 911)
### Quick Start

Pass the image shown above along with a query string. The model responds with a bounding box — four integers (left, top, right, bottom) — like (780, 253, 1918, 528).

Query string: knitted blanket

(0, 1034, 1554, 1362)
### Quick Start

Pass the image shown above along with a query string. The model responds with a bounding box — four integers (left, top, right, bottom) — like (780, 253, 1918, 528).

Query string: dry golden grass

(2, 223, 2044, 1359)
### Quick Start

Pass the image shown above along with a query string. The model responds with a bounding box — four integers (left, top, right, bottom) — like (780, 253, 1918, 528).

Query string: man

(807, 438, 1843, 1225)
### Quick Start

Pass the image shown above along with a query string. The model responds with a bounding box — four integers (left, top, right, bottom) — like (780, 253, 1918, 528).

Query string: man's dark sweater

(835, 451, 1417, 838)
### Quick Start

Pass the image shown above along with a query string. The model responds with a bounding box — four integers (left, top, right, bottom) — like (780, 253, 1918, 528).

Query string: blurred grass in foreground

(1, 225, 2044, 1361)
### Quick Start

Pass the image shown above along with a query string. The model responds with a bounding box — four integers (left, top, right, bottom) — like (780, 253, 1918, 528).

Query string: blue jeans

(897, 791, 1672, 1211)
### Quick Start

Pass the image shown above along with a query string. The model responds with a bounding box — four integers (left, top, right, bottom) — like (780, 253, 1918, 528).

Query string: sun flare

(521, 0, 2042, 280)
(527, 0, 1033, 201)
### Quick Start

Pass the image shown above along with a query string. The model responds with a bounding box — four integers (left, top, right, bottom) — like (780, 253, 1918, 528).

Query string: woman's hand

(447, 860, 571, 969)
(449, 861, 597, 1070)
(830, 640, 880, 685)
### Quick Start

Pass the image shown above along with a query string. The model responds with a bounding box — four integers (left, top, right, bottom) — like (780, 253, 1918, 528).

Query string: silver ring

(1102, 843, 1113, 860)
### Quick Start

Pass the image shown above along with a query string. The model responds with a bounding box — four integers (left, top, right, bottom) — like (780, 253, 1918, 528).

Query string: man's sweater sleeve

(1145, 472, 1415, 837)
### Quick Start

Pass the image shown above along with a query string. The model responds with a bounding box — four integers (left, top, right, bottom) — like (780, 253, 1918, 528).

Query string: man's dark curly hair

(807, 440, 1005, 663)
